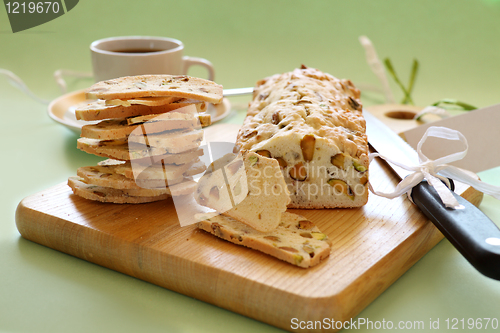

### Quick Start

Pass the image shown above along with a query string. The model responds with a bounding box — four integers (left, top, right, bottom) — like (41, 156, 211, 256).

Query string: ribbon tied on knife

(368, 126, 500, 209)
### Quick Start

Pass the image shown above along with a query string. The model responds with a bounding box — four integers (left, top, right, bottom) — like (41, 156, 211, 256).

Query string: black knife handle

(411, 181, 500, 280)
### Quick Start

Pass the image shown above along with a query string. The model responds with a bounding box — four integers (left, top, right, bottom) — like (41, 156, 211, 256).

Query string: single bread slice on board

(196, 211, 331, 268)
(195, 152, 290, 232)
(85, 75, 223, 104)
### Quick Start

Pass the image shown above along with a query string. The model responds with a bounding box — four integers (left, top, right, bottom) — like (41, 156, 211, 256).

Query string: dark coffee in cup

(111, 48, 166, 54)
(90, 36, 215, 82)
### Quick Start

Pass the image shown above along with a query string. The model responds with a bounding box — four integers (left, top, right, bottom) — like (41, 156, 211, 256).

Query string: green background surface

(1, 0, 500, 332)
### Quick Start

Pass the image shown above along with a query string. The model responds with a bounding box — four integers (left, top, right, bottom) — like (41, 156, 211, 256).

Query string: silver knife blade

(364, 110, 419, 180)
(223, 87, 254, 97)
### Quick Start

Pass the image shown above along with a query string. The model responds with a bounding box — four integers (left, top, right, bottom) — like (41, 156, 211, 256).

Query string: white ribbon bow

(368, 126, 500, 209)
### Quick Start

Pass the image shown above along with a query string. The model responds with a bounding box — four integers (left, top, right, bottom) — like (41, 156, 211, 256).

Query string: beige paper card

(402, 104, 500, 173)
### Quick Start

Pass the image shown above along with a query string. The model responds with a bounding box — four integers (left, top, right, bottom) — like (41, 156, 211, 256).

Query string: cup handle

(183, 56, 215, 81)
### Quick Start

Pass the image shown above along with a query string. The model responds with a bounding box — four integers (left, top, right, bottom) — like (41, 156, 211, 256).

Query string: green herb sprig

(431, 99, 477, 110)
(414, 99, 478, 120)
(384, 58, 419, 105)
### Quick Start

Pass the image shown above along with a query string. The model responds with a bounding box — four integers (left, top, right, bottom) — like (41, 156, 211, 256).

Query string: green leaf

(384, 58, 414, 105)
(404, 59, 419, 104)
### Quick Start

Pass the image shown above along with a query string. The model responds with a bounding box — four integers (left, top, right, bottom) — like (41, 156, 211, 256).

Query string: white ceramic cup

(90, 36, 215, 82)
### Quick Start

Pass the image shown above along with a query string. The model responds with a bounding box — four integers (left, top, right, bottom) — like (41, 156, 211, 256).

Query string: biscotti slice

(235, 66, 369, 209)
(70, 176, 172, 197)
(68, 176, 171, 204)
(143, 148, 204, 167)
(104, 96, 179, 107)
(81, 118, 133, 140)
(127, 108, 210, 125)
(77, 137, 164, 160)
(77, 137, 204, 160)
(77, 165, 184, 189)
(127, 112, 212, 128)
(81, 112, 209, 141)
(134, 160, 207, 185)
(119, 160, 205, 182)
(81, 161, 203, 188)
(77, 138, 204, 164)
(114, 160, 197, 180)
(75, 100, 193, 121)
(196, 211, 331, 268)
(91, 145, 203, 164)
(127, 129, 203, 152)
(86, 75, 223, 104)
(195, 152, 290, 232)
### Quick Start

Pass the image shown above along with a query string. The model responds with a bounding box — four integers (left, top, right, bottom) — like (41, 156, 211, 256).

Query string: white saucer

(47, 89, 232, 135)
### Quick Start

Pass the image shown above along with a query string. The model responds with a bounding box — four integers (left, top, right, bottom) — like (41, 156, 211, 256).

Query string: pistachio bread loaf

(235, 66, 369, 208)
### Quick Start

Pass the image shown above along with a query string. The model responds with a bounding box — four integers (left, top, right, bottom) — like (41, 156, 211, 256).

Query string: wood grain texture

(15, 122, 483, 333)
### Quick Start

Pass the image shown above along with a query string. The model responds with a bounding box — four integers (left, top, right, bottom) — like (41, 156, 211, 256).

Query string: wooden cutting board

(15, 112, 483, 333)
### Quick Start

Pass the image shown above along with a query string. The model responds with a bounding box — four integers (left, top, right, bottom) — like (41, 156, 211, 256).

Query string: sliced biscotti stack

(194, 151, 331, 267)
(68, 74, 223, 204)
(235, 65, 369, 209)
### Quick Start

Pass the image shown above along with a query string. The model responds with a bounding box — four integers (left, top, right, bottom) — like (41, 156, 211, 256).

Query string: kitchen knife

(223, 87, 254, 97)
(364, 110, 500, 280)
